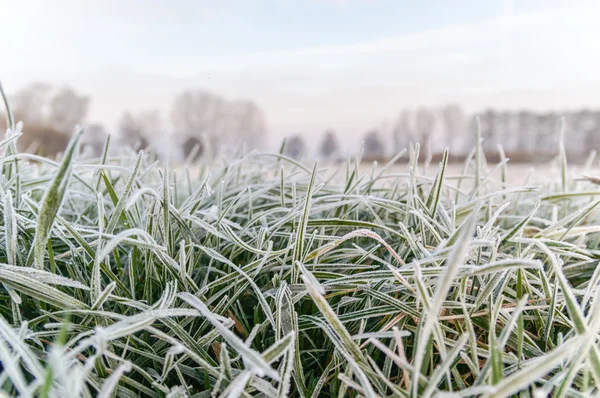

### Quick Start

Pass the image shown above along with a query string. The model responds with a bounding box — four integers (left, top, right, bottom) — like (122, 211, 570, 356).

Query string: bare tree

(47, 87, 89, 133)
(119, 112, 148, 150)
(494, 111, 511, 153)
(10, 82, 52, 124)
(587, 111, 600, 151)
(171, 90, 223, 146)
(441, 104, 466, 153)
(19, 124, 69, 158)
(535, 113, 559, 155)
(504, 112, 521, 153)
(572, 110, 596, 156)
(318, 130, 340, 160)
(10, 83, 89, 133)
(6, 83, 91, 157)
(415, 107, 436, 156)
(283, 135, 306, 159)
(362, 129, 385, 161)
(118, 109, 167, 151)
(480, 109, 497, 153)
(138, 109, 165, 139)
(226, 100, 267, 147)
(517, 111, 538, 154)
(392, 109, 412, 154)
(82, 123, 108, 157)
(182, 136, 205, 162)
(171, 89, 267, 151)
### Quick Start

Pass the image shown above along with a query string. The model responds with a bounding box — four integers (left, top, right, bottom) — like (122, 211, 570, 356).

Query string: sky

(1, 0, 600, 149)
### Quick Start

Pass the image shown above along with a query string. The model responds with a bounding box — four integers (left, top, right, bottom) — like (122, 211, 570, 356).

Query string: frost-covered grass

(2, 86, 600, 397)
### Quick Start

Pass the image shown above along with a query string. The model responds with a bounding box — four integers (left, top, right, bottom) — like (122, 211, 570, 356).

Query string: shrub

(18, 123, 70, 157)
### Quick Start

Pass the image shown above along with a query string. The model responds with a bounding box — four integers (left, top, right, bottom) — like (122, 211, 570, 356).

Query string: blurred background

(1, 0, 599, 163)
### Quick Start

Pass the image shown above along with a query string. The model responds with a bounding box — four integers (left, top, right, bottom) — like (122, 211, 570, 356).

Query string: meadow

(1, 87, 600, 397)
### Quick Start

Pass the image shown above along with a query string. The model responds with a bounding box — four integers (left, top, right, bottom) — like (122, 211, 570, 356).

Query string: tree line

(0, 82, 267, 161)
(2, 82, 599, 163)
(287, 107, 600, 163)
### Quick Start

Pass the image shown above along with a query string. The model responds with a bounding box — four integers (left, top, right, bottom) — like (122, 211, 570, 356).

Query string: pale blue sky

(2, 0, 599, 146)
(3, 0, 504, 71)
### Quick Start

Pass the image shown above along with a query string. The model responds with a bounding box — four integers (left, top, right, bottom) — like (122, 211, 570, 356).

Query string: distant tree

(504, 112, 521, 153)
(480, 109, 497, 153)
(588, 111, 600, 151)
(10, 82, 52, 124)
(171, 90, 222, 139)
(535, 113, 559, 154)
(441, 104, 466, 152)
(8, 83, 89, 155)
(318, 130, 340, 160)
(574, 109, 596, 133)
(119, 112, 149, 150)
(226, 100, 268, 147)
(494, 111, 511, 152)
(182, 136, 205, 162)
(517, 111, 538, 154)
(137, 109, 165, 139)
(10, 83, 89, 133)
(362, 129, 385, 161)
(392, 110, 412, 154)
(283, 135, 306, 159)
(19, 124, 69, 158)
(572, 110, 597, 156)
(171, 89, 267, 151)
(116, 109, 166, 152)
(82, 123, 108, 157)
(415, 108, 436, 156)
(47, 87, 89, 133)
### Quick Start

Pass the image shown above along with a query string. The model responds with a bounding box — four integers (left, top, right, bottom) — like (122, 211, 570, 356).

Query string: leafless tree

(171, 89, 267, 151)
(503, 113, 521, 153)
(10, 82, 52, 124)
(171, 90, 222, 140)
(362, 129, 385, 161)
(6, 83, 90, 157)
(441, 104, 466, 152)
(226, 100, 267, 147)
(283, 135, 306, 159)
(19, 124, 69, 158)
(494, 111, 511, 152)
(138, 109, 165, 139)
(10, 83, 89, 133)
(318, 129, 340, 160)
(480, 109, 497, 153)
(587, 111, 600, 150)
(392, 109, 412, 154)
(517, 111, 538, 154)
(415, 107, 436, 157)
(82, 123, 108, 157)
(47, 87, 90, 133)
(535, 113, 559, 155)
(570, 110, 597, 156)
(182, 136, 205, 162)
(117, 109, 166, 151)
(119, 112, 149, 150)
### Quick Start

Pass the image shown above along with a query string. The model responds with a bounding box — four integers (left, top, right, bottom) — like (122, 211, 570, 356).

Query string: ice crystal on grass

(2, 82, 600, 396)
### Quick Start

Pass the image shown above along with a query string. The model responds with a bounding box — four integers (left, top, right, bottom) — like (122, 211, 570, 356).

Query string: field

(2, 102, 600, 397)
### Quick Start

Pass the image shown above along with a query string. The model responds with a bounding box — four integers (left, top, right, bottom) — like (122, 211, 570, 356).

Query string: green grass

(2, 86, 600, 397)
